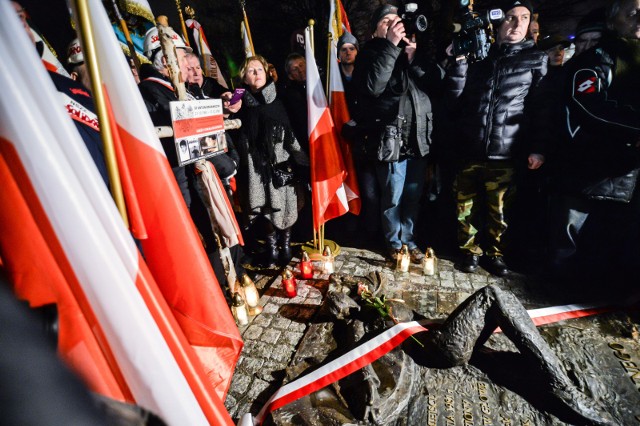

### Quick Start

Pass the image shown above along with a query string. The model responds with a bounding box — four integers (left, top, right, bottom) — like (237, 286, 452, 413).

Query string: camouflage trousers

(454, 161, 515, 256)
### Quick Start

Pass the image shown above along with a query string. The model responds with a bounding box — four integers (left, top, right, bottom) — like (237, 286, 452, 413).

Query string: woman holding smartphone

(236, 55, 309, 267)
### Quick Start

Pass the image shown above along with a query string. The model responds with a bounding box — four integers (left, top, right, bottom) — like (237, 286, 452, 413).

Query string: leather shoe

(459, 254, 479, 273)
(486, 256, 509, 277)
(409, 247, 424, 263)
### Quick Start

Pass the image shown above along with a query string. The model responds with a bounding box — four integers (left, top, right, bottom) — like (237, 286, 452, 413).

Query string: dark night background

(20, 0, 608, 81)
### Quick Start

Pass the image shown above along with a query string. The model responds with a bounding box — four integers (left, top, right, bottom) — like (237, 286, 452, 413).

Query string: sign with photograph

(170, 98, 227, 166)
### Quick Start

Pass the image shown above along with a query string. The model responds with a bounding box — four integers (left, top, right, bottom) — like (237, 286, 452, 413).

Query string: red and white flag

(305, 27, 349, 228)
(79, 0, 242, 403)
(0, 1, 222, 423)
(328, 0, 360, 214)
(185, 17, 228, 88)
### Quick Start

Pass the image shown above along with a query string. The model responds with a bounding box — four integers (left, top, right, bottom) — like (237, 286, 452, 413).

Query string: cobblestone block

(224, 393, 237, 413)
(262, 329, 282, 345)
(261, 302, 281, 315)
(270, 316, 292, 330)
(288, 321, 307, 333)
(229, 373, 252, 396)
(281, 330, 305, 346)
(251, 313, 273, 328)
(243, 325, 264, 341)
(239, 356, 265, 375)
(440, 278, 455, 288)
(270, 344, 294, 363)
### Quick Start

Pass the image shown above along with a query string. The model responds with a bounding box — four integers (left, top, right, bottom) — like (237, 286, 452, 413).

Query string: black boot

(264, 231, 278, 267)
(278, 228, 292, 266)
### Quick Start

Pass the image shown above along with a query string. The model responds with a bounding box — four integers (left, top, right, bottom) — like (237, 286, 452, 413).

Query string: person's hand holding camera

(385, 16, 406, 46)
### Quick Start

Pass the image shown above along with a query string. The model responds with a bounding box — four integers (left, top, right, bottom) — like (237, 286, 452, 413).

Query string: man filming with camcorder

(445, 0, 550, 276)
(352, 3, 441, 263)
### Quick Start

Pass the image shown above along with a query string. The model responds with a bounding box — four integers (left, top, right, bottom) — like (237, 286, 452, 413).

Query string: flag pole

(307, 19, 322, 252)
(108, 0, 141, 72)
(325, 32, 332, 100)
(239, 0, 255, 56)
(73, 0, 128, 226)
(174, 0, 191, 47)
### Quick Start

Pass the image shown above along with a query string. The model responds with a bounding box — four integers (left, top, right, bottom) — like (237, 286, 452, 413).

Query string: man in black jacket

(353, 4, 441, 263)
(446, 0, 548, 276)
(548, 0, 640, 282)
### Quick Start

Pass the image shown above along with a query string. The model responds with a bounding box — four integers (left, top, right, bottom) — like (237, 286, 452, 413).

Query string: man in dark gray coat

(353, 4, 441, 263)
(445, 0, 549, 276)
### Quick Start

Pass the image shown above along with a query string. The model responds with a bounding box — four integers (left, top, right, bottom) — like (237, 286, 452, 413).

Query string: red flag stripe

(103, 87, 147, 239)
(0, 138, 132, 401)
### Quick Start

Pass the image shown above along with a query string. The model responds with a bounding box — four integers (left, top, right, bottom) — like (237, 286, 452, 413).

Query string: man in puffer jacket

(353, 4, 442, 263)
(445, 0, 549, 276)
(548, 0, 640, 282)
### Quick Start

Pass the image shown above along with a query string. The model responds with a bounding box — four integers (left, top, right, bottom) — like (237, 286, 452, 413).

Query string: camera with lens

(399, 2, 428, 38)
(452, 0, 504, 62)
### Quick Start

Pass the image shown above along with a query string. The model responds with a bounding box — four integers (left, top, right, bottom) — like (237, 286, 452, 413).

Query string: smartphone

(229, 88, 245, 105)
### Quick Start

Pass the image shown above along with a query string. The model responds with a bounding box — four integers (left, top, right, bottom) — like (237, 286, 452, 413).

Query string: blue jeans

(376, 157, 427, 250)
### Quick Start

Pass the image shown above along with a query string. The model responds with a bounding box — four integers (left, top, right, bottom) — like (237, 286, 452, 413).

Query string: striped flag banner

(0, 1, 213, 424)
(80, 0, 242, 406)
(305, 26, 349, 228)
(327, 0, 360, 214)
(245, 297, 634, 425)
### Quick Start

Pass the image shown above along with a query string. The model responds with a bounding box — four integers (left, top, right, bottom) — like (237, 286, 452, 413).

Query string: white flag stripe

(241, 22, 253, 58)
(305, 27, 330, 136)
(84, 0, 165, 155)
(0, 3, 207, 425)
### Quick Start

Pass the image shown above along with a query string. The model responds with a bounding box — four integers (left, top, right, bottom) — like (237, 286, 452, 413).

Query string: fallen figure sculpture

(301, 272, 617, 426)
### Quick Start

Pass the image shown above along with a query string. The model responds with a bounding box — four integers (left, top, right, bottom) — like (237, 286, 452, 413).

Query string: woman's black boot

(278, 228, 292, 266)
(264, 231, 279, 267)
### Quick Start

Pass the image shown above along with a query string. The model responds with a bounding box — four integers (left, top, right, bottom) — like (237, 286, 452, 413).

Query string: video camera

(452, 0, 504, 62)
(399, 3, 428, 38)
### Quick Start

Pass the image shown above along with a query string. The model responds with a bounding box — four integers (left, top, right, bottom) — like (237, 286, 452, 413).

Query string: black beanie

(575, 8, 606, 38)
(499, 0, 533, 15)
(369, 4, 398, 34)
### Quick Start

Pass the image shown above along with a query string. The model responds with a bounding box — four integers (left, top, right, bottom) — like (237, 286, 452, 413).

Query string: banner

(81, 0, 243, 403)
(0, 2, 214, 423)
(328, 0, 360, 214)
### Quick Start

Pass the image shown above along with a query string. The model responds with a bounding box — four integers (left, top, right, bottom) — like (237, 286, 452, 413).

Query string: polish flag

(0, 1, 227, 424)
(328, 0, 360, 214)
(305, 27, 349, 228)
(79, 0, 242, 402)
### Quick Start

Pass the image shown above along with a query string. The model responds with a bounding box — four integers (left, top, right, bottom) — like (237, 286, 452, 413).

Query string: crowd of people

(12, 0, 640, 291)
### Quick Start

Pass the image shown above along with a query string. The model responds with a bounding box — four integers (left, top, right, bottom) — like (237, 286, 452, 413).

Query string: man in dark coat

(548, 0, 640, 282)
(353, 4, 441, 263)
(445, 0, 549, 276)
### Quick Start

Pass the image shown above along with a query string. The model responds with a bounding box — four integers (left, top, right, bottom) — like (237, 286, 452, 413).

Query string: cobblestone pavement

(224, 247, 640, 424)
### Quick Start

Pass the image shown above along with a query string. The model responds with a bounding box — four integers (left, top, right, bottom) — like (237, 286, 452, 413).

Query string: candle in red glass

(282, 269, 297, 298)
(299, 252, 313, 279)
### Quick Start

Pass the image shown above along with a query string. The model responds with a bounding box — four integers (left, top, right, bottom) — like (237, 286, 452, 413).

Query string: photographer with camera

(445, 0, 550, 276)
(352, 4, 442, 262)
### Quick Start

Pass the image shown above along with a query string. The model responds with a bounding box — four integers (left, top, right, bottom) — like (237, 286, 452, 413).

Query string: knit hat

(538, 34, 571, 51)
(337, 31, 359, 55)
(369, 4, 398, 34)
(575, 7, 606, 38)
(499, 0, 533, 15)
